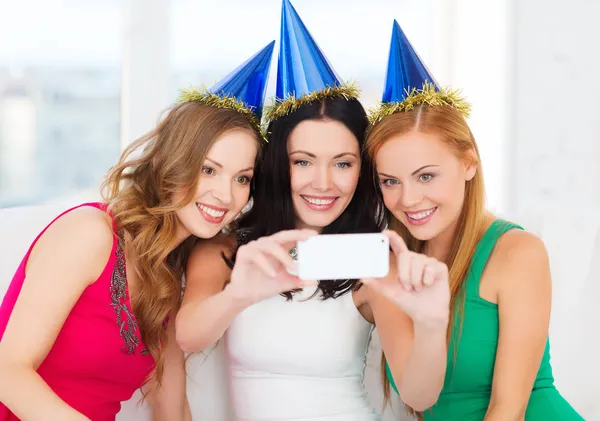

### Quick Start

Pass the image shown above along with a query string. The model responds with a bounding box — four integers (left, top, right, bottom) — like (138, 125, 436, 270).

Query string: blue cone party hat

(265, 0, 359, 122)
(369, 20, 470, 125)
(382, 20, 438, 104)
(210, 41, 275, 118)
(178, 41, 276, 135)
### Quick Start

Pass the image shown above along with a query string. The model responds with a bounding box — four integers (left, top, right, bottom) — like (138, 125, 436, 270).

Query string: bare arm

(366, 253, 447, 411)
(147, 310, 191, 421)
(0, 207, 114, 421)
(176, 229, 317, 353)
(484, 231, 552, 421)
(175, 235, 245, 353)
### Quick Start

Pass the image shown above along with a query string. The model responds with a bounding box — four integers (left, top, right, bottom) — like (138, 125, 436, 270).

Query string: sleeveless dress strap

(465, 220, 524, 298)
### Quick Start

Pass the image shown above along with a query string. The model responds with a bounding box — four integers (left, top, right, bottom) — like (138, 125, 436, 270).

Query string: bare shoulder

(45, 205, 113, 236)
(486, 227, 550, 291)
(27, 205, 115, 284)
(0, 206, 116, 368)
(492, 228, 548, 265)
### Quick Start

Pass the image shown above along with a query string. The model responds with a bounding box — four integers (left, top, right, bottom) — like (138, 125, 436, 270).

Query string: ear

(463, 150, 478, 181)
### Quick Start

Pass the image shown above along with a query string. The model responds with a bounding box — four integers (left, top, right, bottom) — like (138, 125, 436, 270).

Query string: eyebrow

(378, 165, 439, 178)
(289, 150, 358, 159)
(206, 158, 222, 168)
(206, 158, 254, 173)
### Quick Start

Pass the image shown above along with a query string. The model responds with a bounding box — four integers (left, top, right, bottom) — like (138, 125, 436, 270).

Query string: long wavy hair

(365, 105, 486, 417)
(101, 102, 261, 390)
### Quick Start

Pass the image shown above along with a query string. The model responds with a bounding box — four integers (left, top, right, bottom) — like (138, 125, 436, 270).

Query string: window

(0, 0, 122, 207)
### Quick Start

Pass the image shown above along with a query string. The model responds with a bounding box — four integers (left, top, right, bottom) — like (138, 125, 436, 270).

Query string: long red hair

(365, 105, 486, 417)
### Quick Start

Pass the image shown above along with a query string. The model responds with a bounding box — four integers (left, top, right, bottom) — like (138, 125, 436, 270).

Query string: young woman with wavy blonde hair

(0, 42, 274, 421)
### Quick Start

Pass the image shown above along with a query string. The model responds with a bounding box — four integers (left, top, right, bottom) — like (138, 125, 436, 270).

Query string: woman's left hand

(363, 230, 450, 326)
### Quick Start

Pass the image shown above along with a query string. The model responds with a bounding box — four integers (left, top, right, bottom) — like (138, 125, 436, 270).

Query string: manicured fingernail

(286, 264, 298, 276)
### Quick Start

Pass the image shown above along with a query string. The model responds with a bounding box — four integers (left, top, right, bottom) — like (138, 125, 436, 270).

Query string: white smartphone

(296, 233, 390, 281)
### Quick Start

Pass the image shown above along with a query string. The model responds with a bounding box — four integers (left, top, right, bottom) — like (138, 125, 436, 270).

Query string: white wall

(121, 0, 170, 149)
(430, 0, 600, 415)
(509, 0, 600, 414)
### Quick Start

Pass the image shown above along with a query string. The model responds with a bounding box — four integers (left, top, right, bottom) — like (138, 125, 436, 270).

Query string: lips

(301, 195, 338, 211)
(404, 207, 437, 226)
(196, 202, 227, 224)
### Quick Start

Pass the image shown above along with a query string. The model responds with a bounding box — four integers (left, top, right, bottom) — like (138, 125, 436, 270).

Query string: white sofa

(0, 201, 409, 421)
(0, 201, 598, 420)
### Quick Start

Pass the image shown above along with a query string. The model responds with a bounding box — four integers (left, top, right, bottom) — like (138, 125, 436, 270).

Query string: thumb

(383, 230, 409, 255)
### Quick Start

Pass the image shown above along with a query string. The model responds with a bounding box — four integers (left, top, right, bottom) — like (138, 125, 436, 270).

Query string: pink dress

(0, 203, 154, 421)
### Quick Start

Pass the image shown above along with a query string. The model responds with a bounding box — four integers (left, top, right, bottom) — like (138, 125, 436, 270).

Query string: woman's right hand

(226, 229, 318, 306)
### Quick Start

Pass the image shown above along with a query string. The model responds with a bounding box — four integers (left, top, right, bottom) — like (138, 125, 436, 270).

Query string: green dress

(386, 220, 584, 420)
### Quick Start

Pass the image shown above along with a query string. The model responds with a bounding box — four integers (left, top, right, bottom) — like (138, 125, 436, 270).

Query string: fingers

(410, 255, 426, 292)
(431, 260, 449, 284)
(397, 253, 446, 292)
(279, 271, 318, 290)
(237, 244, 279, 277)
(383, 229, 408, 255)
(254, 238, 296, 273)
(422, 262, 436, 287)
(238, 230, 314, 277)
(398, 252, 412, 290)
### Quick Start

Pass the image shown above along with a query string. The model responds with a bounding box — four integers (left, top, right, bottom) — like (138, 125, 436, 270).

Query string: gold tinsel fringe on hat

(264, 83, 360, 123)
(368, 81, 471, 125)
(177, 87, 266, 141)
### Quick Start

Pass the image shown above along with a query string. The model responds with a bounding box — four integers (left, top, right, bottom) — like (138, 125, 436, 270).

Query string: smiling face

(287, 119, 361, 231)
(375, 130, 476, 241)
(174, 128, 258, 239)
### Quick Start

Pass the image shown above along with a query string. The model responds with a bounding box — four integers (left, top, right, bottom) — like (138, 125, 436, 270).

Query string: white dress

(225, 284, 382, 421)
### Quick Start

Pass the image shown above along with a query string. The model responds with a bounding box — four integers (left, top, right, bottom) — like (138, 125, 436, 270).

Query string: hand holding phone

(228, 229, 319, 306)
(362, 230, 450, 326)
(296, 233, 390, 281)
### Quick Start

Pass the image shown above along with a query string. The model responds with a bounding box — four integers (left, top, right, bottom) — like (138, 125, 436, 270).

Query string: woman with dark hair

(177, 2, 450, 420)
(240, 94, 382, 291)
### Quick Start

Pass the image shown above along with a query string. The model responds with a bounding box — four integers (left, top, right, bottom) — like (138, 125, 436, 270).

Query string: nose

(399, 183, 423, 209)
(311, 165, 332, 191)
(210, 178, 233, 206)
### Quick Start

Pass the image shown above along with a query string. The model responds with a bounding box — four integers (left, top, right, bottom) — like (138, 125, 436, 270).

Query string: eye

(236, 175, 251, 185)
(202, 166, 215, 176)
(335, 161, 351, 169)
(381, 178, 399, 187)
(419, 173, 434, 183)
(294, 160, 310, 167)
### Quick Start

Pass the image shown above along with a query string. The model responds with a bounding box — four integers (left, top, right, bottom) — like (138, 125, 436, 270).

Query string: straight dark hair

(226, 96, 385, 299)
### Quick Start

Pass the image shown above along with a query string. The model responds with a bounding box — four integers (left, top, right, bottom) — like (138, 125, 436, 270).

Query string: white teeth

(303, 197, 335, 205)
(197, 204, 225, 218)
(407, 208, 435, 220)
